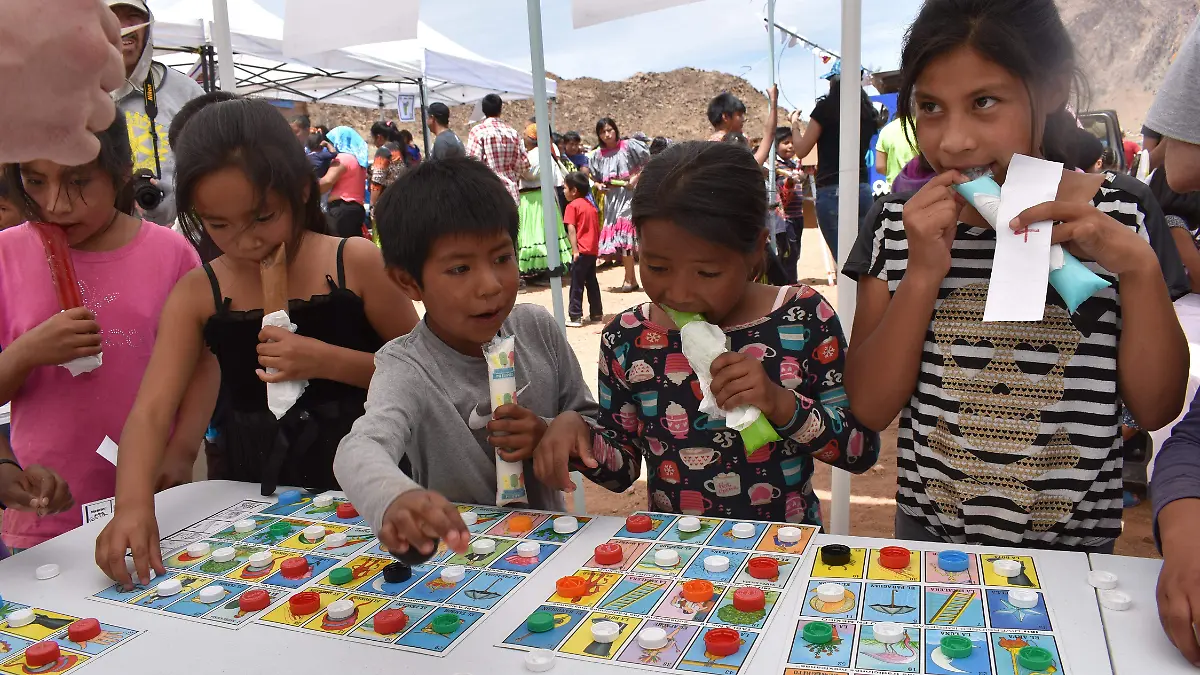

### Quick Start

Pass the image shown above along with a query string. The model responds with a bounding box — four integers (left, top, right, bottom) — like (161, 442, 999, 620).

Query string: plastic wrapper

(485, 334, 528, 506)
(663, 307, 781, 456)
(262, 311, 306, 419)
(32, 222, 101, 376)
(260, 245, 305, 418)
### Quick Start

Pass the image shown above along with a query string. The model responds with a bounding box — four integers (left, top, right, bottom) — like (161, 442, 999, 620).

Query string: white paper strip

(283, 0, 418, 57)
(571, 0, 704, 29)
(983, 154, 1064, 322)
(96, 436, 119, 466)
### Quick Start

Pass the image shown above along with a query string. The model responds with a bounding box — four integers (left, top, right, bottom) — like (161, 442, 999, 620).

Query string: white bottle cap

(325, 532, 347, 548)
(703, 555, 730, 573)
(654, 549, 680, 568)
(313, 495, 334, 508)
(992, 558, 1022, 578)
(517, 542, 541, 558)
(637, 626, 669, 650)
(303, 525, 326, 542)
(326, 598, 355, 620)
(186, 542, 211, 559)
(35, 564, 60, 580)
(553, 516, 578, 534)
(731, 522, 756, 539)
(777, 526, 803, 544)
(1008, 589, 1039, 609)
(1098, 589, 1132, 611)
(441, 565, 466, 583)
(211, 547, 236, 563)
(461, 511, 479, 526)
(591, 620, 620, 643)
(248, 551, 274, 569)
(198, 585, 226, 604)
(156, 578, 183, 597)
(472, 538, 497, 555)
(1088, 570, 1118, 590)
(6, 608, 34, 628)
(234, 519, 257, 534)
(872, 621, 905, 644)
(524, 649, 556, 672)
(816, 583, 846, 603)
(677, 516, 701, 533)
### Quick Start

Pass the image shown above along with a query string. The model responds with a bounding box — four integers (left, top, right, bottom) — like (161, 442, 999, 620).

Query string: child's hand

(534, 411, 597, 492)
(256, 326, 327, 383)
(95, 503, 164, 588)
(154, 453, 195, 493)
(380, 489, 471, 557)
(709, 353, 796, 427)
(1010, 201, 1159, 276)
(902, 170, 967, 282)
(0, 463, 73, 515)
(488, 403, 548, 463)
(13, 307, 101, 368)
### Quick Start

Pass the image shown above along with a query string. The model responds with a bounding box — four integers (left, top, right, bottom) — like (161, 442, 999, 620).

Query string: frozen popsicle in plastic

(260, 243, 288, 315)
(485, 335, 529, 506)
(32, 222, 101, 376)
(259, 243, 306, 419)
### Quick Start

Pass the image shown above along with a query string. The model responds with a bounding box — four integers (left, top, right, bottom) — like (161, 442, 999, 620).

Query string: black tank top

(202, 239, 384, 494)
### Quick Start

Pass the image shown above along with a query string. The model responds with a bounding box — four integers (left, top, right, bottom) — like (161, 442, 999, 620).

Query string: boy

(563, 172, 602, 327)
(333, 157, 599, 558)
(774, 126, 804, 282)
(561, 131, 588, 170)
(707, 92, 747, 141)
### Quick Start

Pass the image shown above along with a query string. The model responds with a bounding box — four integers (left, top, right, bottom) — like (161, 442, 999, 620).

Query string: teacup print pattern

(578, 290, 879, 527)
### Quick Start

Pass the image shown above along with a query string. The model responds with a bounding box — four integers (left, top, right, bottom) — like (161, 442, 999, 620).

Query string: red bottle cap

(555, 575, 589, 599)
(879, 546, 911, 570)
(594, 543, 624, 566)
(67, 618, 101, 643)
(280, 556, 311, 579)
(336, 503, 359, 519)
(372, 608, 408, 635)
(682, 579, 715, 603)
(747, 557, 779, 580)
(25, 642, 61, 668)
(626, 514, 653, 533)
(239, 589, 271, 612)
(732, 587, 766, 613)
(704, 628, 741, 657)
(289, 591, 321, 616)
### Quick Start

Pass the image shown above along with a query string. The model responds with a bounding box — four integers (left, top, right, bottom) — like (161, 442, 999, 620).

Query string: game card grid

(500, 511, 820, 674)
(256, 504, 592, 657)
(0, 597, 141, 674)
(782, 545, 1068, 675)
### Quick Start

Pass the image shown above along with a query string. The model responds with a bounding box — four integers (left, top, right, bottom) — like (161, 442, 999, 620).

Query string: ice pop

(260, 243, 288, 315)
(31, 222, 83, 310)
(485, 335, 529, 506)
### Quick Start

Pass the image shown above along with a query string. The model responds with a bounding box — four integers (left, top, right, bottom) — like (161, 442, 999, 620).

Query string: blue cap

(822, 60, 842, 80)
(937, 550, 970, 573)
(277, 489, 302, 506)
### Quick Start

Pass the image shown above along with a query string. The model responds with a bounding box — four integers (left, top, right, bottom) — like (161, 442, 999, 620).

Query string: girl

(589, 117, 649, 293)
(516, 124, 572, 277)
(843, 0, 1187, 552)
(369, 120, 406, 204)
(0, 116, 205, 551)
(544, 141, 880, 526)
(320, 126, 370, 238)
(95, 99, 419, 585)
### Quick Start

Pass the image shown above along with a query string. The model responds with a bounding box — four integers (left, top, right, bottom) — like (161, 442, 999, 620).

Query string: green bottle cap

(1017, 646, 1054, 672)
(269, 522, 291, 537)
(527, 611, 555, 633)
(431, 613, 461, 635)
(939, 634, 973, 659)
(328, 567, 354, 586)
(802, 621, 833, 645)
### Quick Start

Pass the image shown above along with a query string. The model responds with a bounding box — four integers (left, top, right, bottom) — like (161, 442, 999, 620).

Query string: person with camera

(108, 0, 203, 226)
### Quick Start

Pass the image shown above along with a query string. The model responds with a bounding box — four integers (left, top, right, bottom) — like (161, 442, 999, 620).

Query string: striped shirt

(844, 171, 1165, 550)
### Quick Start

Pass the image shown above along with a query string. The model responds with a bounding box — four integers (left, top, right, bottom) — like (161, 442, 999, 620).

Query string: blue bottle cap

(277, 489, 302, 505)
(937, 550, 969, 573)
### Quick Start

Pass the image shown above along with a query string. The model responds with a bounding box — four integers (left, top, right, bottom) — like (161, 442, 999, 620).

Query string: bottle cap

(637, 627, 669, 650)
(372, 608, 407, 634)
(431, 613, 461, 635)
(703, 555, 730, 573)
(288, 591, 320, 617)
(730, 522, 756, 539)
(336, 503, 358, 519)
(940, 634, 973, 659)
(776, 526, 803, 544)
(1017, 646, 1055, 671)
(67, 618, 102, 643)
(746, 557, 779, 580)
(280, 557, 310, 579)
(936, 550, 969, 573)
(269, 522, 292, 538)
(654, 549, 680, 568)
(276, 489, 302, 505)
(625, 515, 653, 533)
(556, 576, 588, 599)
(732, 587, 765, 613)
(329, 567, 355, 586)
(820, 544, 851, 567)
(703, 628, 741, 656)
(802, 621, 833, 645)
(553, 516, 578, 534)
(234, 519, 256, 533)
(1008, 589, 1039, 609)
(872, 622, 904, 644)
(815, 583, 846, 603)
(383, 562, 412, 584)
(211, 547, 237, 563)
(682, 579, 715, 603)
(326, 599, 355, 621)
(590, 620, 620, 643)
(878, 546, 911, 570)
(24, 642, 61, 669)
(526, 611, 555, 633)
(239, 589, 271, 612)
(677, 516, 701, 533)
(594, 543, 624, 566)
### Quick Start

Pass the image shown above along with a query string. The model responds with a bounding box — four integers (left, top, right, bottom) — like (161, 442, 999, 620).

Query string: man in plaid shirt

(466, 94, 529, 203)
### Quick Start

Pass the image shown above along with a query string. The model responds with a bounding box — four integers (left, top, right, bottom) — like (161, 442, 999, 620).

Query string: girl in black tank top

(97, 99, 418, 587)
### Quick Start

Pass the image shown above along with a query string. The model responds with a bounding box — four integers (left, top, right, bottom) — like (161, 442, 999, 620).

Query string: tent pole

(766, 0, 778, 233)
(211, 0, 237, 92)
(378, 89, 385, 122)
(830, 0, 862, 537)
(418, 78, 431, 157)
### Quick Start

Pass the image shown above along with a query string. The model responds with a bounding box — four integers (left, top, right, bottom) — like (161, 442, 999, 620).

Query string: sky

(255, 0, 921, 113)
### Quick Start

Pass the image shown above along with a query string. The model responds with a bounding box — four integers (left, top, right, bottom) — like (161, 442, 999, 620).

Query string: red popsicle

(31, 222, 83, 309)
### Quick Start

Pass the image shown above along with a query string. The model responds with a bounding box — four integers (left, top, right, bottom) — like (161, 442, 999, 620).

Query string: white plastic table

(1088, 553, 1198, 673)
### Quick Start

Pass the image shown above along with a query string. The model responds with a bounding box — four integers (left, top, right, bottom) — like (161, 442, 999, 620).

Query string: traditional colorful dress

(589, 139, 650, 256)
(516, 147, 572, 275)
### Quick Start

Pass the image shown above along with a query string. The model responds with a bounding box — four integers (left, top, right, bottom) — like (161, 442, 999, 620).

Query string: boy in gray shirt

(333, 157, 598, 559)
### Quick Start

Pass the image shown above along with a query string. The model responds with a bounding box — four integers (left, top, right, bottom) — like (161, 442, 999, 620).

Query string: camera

(132, 168, 164, 212)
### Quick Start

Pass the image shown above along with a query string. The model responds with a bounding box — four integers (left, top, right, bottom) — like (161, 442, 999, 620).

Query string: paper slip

(83, 497, 115, 524)
(984, 154, 1064, 322)
(96, 436, 119, 466)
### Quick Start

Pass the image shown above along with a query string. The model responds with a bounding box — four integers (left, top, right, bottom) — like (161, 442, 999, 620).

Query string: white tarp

(283, 0, 418, 57)
(571, 0, 703, 28)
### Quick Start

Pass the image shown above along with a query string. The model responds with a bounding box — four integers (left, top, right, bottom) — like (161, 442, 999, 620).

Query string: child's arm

(1169, 226, 1200, 293)
(0, 434, 73, 516)
(318, 158, 346, 193)
(566, 221, 579, 260)
(156, 350, 219, 491)
(754, 85, 780, 168)
(0, 307, 101, 405)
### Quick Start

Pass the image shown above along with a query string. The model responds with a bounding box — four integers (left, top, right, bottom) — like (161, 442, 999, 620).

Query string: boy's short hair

(563, 130, 582, 144)
(375, 157, 518, 285)
(481, 94, 503, 118)
(427, 101, 451, 126)
(707, 92, 746, 128)
(774, 126, 793, 144)
(563, 172, 590, 196)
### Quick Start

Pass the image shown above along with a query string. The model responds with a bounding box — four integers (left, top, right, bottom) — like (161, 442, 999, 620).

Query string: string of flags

(769, 20, 873, 82)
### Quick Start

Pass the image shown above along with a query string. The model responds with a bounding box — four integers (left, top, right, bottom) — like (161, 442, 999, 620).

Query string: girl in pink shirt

(0, 116, 206, 550)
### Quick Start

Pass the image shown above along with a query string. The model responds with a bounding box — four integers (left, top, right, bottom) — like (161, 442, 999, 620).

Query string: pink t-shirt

(330, 153, 367, 204)
(0, 221, 199, 548)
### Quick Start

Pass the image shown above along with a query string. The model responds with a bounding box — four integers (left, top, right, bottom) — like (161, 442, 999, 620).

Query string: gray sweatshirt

(333, 304, 598, 535)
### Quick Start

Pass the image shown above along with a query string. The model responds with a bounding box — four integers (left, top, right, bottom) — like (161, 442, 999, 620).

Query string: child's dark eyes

(698, 270, 722, 279)
(645, 265, 667, 274)
(255, 212, 277, 223)
(447, 265, 470, 275)
(495, 253, 514, 265)
(974, 96, 999, 110)
(917, 101, 941, 115)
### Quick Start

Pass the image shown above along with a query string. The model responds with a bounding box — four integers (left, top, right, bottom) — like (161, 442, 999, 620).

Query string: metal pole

(418, 79, 432, 158)
(377, 89, 385, 122)
(766, 0, 778, 216)
(830, 0, 862, 537)
(211, 0, 237, 93)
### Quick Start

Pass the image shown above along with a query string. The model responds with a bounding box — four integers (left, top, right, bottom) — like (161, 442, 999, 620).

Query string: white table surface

(1089, 553, 1198, 673)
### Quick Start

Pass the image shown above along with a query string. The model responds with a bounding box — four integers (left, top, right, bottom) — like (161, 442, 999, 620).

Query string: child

(0, 180, 24, 230)
(774, 126, 804, 283)
(561, 131, 589, 170)
(95, 99, 419, 585)
(708, 88, 779, 168)
(539, 141, 880, 526)
(332, 157, 599, 560)
(0, 116, 203, 554)
(563, 172, 602, 327)
(843, 0, 1187, 552)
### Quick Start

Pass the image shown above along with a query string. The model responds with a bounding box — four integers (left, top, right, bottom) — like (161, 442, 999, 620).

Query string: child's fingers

(487, 418, 530, 435)
(574, 426, 599, 469)
(714, 377, 757, 410)
(389, 507, 432, 554)
(256, 368, 289, 384)
(492, 403, 529, 420)
(497, 446, 533, 463)
(49, 476, 73, 514)
(129, 536, 154, 586)
(422, 494, 470, 552)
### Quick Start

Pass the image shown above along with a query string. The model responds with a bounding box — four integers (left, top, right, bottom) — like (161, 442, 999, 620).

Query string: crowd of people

(6, 0, 1200, 665)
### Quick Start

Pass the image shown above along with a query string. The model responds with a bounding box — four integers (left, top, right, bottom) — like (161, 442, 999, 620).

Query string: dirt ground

(504, 227, 1161, 559)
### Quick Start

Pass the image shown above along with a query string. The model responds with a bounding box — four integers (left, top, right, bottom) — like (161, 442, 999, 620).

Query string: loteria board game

(782, 544, 1069, 675)
(499, 511, 820, 674)
(0, 598, 141, 675)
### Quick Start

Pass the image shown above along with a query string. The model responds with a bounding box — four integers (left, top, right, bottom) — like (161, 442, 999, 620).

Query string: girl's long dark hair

(175, 99, 326, 258)
(370, 120, 403, 144)
(897, 0, 1088, 168)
